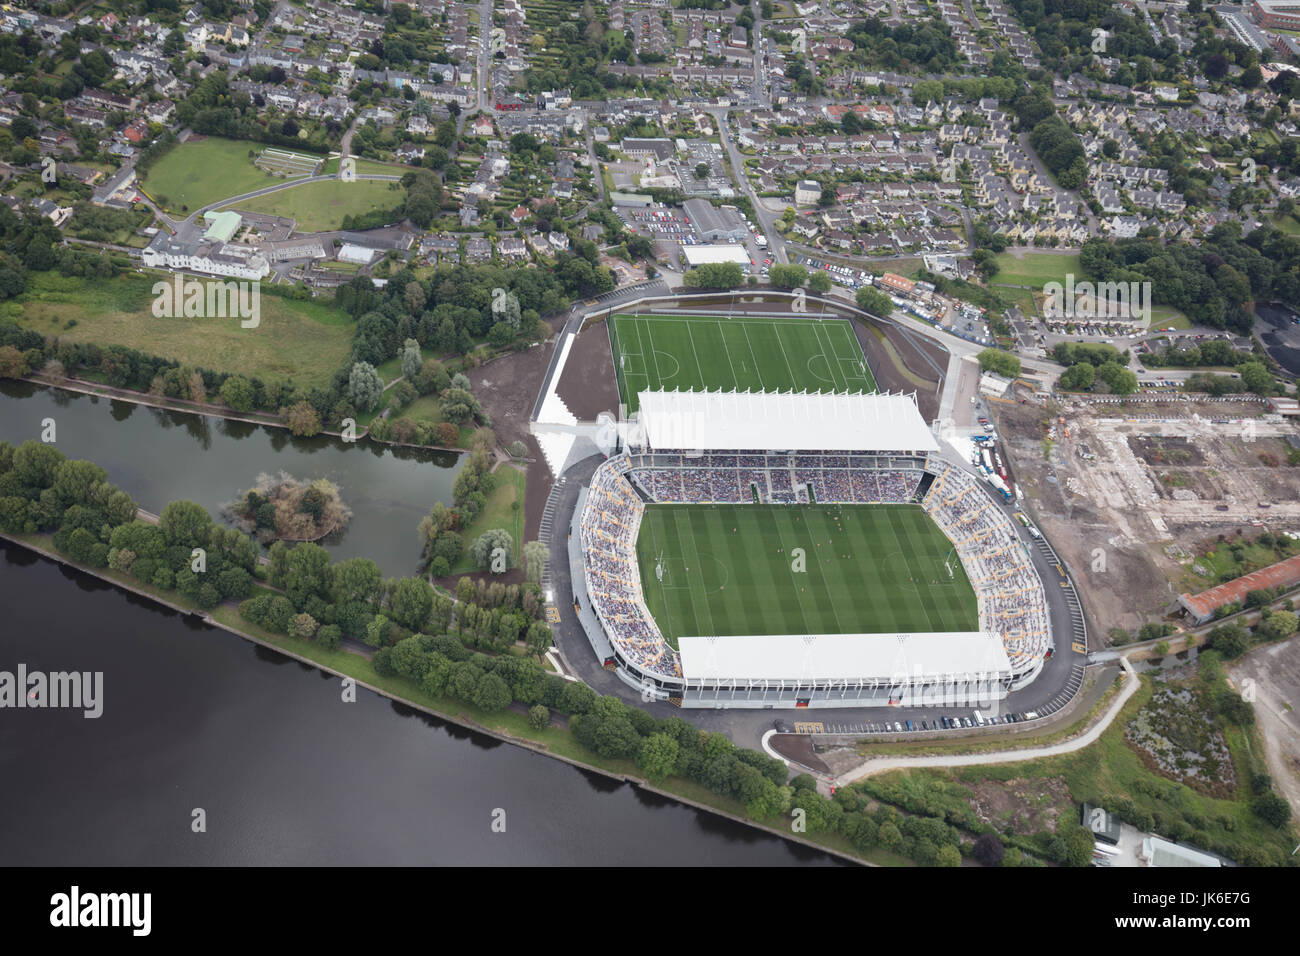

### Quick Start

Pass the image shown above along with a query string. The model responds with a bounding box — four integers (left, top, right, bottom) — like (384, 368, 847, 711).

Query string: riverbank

(0, 529, 874, 868)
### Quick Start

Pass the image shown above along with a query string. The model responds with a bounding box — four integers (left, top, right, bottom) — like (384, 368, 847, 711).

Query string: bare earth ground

(771, 735, 833, 775)
(465, 322, 564, 545)
(556, 320, 621, 419)
(1228, 641, 1300, 821)
(993, 395, 1299, 638)
(849, 319, 946, 422)
(968, 775, 1074, 835)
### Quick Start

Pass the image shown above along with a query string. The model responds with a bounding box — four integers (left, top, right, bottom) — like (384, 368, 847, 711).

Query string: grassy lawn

(6, 272, 354, 388)
(142, 137, 311, 213)
(610, 313, 875, 412)
(384, 393, 475, 444)
(1270, 213, 1300, 236)
(453, 463, 526, 570)
(636, 503, 977, 647)
(991, 251, 1083, 289)
(991, 284, 1038, 318)
(233, 179, 404, 231)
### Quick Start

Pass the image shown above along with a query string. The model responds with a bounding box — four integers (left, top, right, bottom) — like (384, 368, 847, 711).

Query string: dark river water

(0, 381, 462, 576)
(0, 546, 840, 866)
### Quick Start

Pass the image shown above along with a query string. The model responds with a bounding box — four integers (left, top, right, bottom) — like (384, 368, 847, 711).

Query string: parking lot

(781, 712, 1039, 736)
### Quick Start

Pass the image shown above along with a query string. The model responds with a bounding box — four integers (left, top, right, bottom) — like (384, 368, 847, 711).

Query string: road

(827, 657, 1140, 787)
(476, 0, 494, 113)
(711, 106, 790, 266)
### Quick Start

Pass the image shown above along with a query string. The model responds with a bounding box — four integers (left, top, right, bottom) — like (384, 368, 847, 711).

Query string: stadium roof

(635, 389, 938, 452)
(678, 632, 1012, 683)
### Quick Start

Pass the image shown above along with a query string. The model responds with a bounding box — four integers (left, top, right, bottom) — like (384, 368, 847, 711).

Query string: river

(0, 544, 841, 865)
(0, 381, 462, 576)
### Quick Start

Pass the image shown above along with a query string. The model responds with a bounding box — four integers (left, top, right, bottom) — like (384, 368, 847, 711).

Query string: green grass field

(6, 272, 354, 388)
(142, 137, 312, 213)
(610, 313, 875, 412)
(234, 179, 403, 231)
(991, 251, 1083, 289)
(635, 503, 977, 646)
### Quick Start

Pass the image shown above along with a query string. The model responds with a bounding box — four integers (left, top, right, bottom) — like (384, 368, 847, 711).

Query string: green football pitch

(610, 313, 876, 412)
(635, 503, 978, 646)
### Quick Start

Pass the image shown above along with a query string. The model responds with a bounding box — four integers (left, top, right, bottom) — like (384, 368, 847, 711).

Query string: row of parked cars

(864, 712, 1034, 733)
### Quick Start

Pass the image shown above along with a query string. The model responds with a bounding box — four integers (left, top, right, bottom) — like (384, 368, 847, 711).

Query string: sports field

(610, 313, 876, 412)
(141, 137, 311, 213)
(635, 503, 978, 646)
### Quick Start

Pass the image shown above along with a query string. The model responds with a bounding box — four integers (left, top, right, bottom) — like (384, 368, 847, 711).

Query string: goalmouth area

(610, 313, 877, 413)
(636, 502, 978, 648)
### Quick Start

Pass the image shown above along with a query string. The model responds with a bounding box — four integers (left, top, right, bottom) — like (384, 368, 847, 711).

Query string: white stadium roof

(678, 632, 1012, 684)
(635, 389, 938, 452)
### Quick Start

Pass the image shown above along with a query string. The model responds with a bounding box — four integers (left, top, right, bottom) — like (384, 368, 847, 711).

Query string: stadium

(567, 375, 1054, 710)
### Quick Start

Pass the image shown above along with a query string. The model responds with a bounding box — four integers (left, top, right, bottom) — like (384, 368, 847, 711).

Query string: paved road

(476, 0, 493, 113)
(712, 107, 789, 266)
(831, 658, 1138, 787)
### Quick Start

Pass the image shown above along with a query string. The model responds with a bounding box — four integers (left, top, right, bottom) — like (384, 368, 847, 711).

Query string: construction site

(991, 391, 1300, 640)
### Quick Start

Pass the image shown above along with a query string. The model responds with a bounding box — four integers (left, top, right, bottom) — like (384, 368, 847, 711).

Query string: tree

(288, 613, 319, 639)
(1207, 622, 1248, 659)
(683, 263, 744, 289)
(528, 704, 550, 730)
(1259, 610, 1297, 641)
(283, 542, 333, 604)
(219, 375, 255, 413)
(472, 673, 512, 713)
(469, 528, 514, 571)
(388, 576, 434, 631)
(1237, 362, 1273, 396)
(1058, 363, 1096, 391)
(1251, 791, 1291, 828)
(973, 832, 1004, 866)
(878, 821, 902, 849)
(313, 623, 341, 650)
(526, 620, 552, 660)
(347, 361, 384, 412)
(808, 271, 832, 293)
(768, 264, 808, 290)
(855, 285, 892, 316)
(159, 500, 211, 548)
(936, 844, 962, 867)
(977, 348, 1021, 379)
(0, 345, 28, 379)
(523, 539, 548, 583)
(400, 338, 422, 380)
(285, 401, 322, 437)
(636, 733, 679, 781)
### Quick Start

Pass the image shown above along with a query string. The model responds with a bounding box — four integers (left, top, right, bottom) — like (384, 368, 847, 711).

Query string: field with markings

(610, 313, 876, 412)
(635, 503, 977, 647)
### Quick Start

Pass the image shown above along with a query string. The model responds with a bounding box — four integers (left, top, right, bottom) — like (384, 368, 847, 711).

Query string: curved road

(828, 657, 1139, 787)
